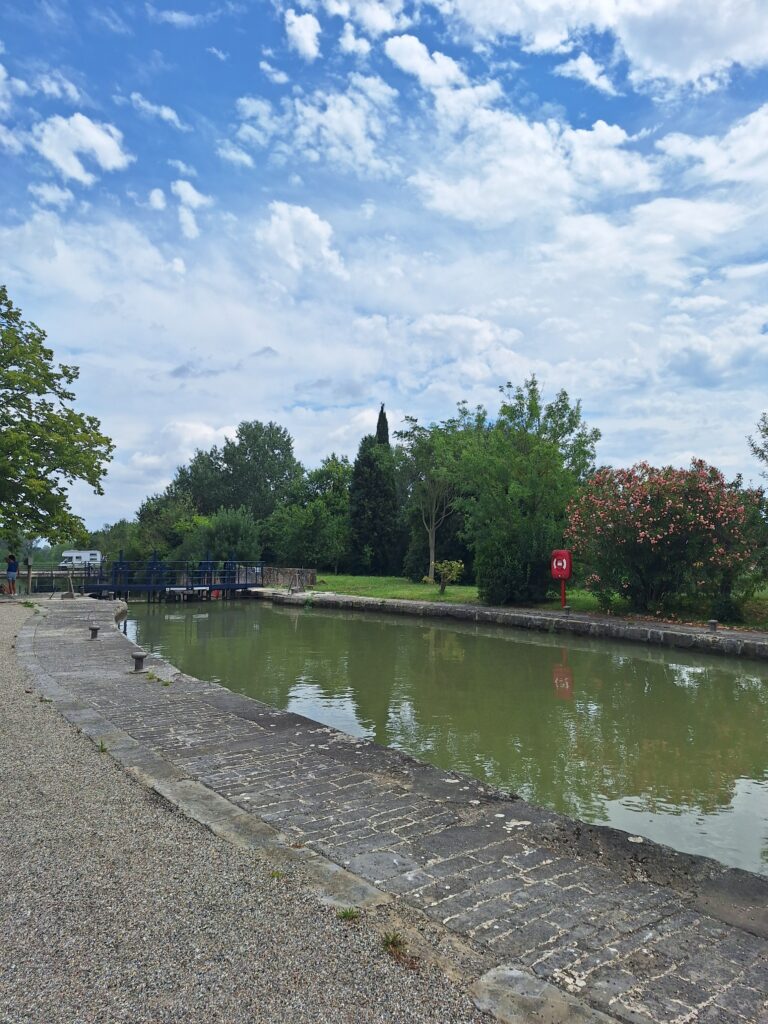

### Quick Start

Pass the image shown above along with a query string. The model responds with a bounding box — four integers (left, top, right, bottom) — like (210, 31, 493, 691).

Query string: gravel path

(0, 601, 488, 1024)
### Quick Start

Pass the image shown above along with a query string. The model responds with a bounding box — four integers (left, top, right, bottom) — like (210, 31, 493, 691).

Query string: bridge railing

(99, 559, 266, 591)
(22, 560, 317, 594)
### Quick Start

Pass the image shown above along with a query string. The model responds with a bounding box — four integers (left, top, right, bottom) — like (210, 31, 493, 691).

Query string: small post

(132, 650, 147, 672)
(560, 578, 566, 609)
(707, 619, 718, 633)
(88, 624, 100, 640)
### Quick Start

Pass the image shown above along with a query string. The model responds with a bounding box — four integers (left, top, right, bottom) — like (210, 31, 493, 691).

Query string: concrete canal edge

(14, 598, 768, 1024)
(253, 588, 768, 661)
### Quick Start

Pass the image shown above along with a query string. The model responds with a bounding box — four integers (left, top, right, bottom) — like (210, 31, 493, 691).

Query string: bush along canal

(127, 597, 768, 876)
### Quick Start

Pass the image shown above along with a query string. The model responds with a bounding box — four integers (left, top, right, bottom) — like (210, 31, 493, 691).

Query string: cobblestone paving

(22, 602, 768, 1024)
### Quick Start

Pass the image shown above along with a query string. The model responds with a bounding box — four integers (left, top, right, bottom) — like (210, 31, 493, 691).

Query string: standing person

(6, 553, 18, 596)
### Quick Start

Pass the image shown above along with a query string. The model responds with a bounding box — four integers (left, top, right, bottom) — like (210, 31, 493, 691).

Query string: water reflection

(128, 600, 768, 874)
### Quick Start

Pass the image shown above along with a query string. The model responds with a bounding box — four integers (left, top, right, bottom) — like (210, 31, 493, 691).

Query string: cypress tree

(348, 434, 398, 574)
(375, 403, 390, 447)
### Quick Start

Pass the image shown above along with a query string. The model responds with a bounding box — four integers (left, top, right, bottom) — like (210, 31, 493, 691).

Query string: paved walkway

(11, 599, 768, 1023)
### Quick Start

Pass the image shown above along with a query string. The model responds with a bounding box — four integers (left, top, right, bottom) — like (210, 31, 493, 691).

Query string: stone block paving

(27, 603, 768, 1024)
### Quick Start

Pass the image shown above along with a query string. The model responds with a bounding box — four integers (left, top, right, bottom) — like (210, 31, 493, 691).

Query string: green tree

(173, 420, 302, 521)
(196, 506, 260, 561)
(434, 559, 464, 594)
(135, 490, 200, 558)
(748, 412, 768, 475)
(266, 454, 352, 571)
(172, 448, 226, 516)
(458, 377, 599, 605)
(375, 402, 390, 446)
(0, 286, 114, 545)
(348, 435, 398, 574)
(396, 417, 458, 582)
(566, 461, 767, 615)
(221, 420, 302, 518)
(88, 519, 143, 562)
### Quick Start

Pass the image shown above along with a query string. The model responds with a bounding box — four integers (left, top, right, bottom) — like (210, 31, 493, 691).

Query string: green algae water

(127, 600, 768, 875)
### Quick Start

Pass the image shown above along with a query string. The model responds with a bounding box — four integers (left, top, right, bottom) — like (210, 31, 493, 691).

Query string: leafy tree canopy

(566, 460, 767, 615)
(173, 419, 302, 520)
(265, 454, 352, 571)
(0, 285, 114, 546)
(457, 377, 599, 605)
(396, 417, 461, 582)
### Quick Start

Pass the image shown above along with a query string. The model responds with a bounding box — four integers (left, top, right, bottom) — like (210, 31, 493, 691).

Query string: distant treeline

(86, 377, 768, 617)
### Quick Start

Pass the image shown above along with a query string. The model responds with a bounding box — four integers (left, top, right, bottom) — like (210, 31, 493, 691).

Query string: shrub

(566, 460, 766, 613)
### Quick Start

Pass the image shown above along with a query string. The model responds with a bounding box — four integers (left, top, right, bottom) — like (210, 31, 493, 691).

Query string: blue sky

(2, 0, 768, 528)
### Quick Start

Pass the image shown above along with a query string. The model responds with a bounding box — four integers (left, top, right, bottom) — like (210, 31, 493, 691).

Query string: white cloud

(35, 70, 81, 102)
(384, 34, 466, 89)
(171, 179, 212, 209)
(217, 140, 254, 168)
(658, 103, 768, 186)
(1, 64, 82, 114)
(555, 52, 617, 95)
(538, 198, 745, 289)
(0, 63, 31, 116)
(0, 123, 24, 154)
(724, 261, 768, 281)
(91, 7, 132, 34)
(323, 0, 409, 37)
(260, 60, 289, 84)
(434, 0, 768, 90)
(235, 96, 279, 147)
(410, 87, 658, 226)
(178, 205, 200, 239)
(129, 91, 189, 130)
(285, 9, 321, 62)
(28, 182, 74, 208)
(564, 120, 658, 194)
(234, 74, 398, 177)
(167, 157, 197, 176)
(339, 23, 371, 57)
(171, 178, 213, 238)
(257, 201, 348, 278)
(145, 3, 221, 28)
(207, 46, 228, 61)
(31, 113, 134, 185)
(148, 187, 166, 210)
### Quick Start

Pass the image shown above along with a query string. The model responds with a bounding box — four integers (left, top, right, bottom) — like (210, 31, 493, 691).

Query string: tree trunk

(427, 523, 436, 583)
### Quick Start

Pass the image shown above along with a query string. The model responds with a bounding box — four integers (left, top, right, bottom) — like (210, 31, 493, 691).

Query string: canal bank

(254, 587, 768, 662)
(9, 598, 768, 1024)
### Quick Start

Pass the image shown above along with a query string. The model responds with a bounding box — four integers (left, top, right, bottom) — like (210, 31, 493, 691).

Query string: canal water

(127, 600, 768, 875)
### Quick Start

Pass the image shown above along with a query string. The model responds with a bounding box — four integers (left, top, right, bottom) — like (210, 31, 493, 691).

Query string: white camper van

(59, 550, 102, 571)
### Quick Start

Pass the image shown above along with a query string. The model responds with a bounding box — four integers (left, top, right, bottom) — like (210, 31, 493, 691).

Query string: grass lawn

(312, 574, 480, 604)
(312, 576, 606, 611)
(309, 575, 768, 632)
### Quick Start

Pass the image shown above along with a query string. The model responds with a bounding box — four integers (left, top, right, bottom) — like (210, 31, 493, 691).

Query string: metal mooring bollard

(563, 604, 572, 616)
(88, 625, 100, 640)
(132, 650, 147, 672)
(707, 619, 718, 633)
